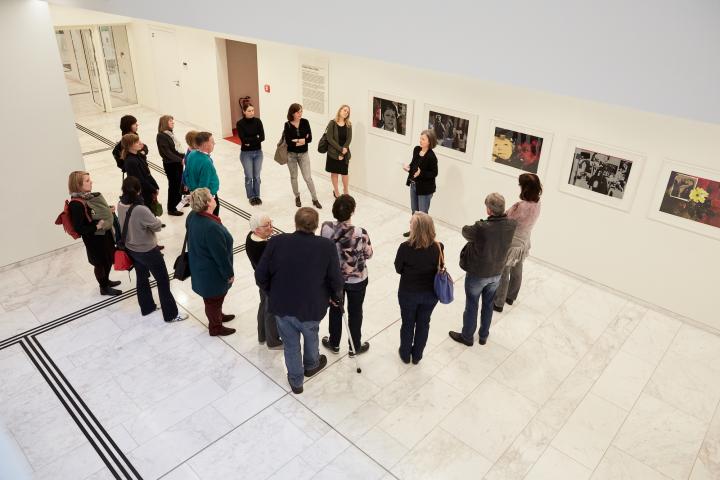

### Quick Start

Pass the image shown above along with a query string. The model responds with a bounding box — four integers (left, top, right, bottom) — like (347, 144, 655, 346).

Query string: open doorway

(225, 39, 259, 144)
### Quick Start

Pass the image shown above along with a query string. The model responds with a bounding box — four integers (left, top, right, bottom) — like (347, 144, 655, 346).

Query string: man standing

(255, 207, 343, 394)
(449, 193, 516, 346)
(184, 131, 220, 216)
(245, 212, 283, 350)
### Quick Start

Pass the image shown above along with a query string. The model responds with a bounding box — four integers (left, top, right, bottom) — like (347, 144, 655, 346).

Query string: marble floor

(1, 94, 719, 479)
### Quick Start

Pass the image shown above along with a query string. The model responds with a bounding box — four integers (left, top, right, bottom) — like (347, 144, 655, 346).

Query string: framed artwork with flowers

(486, 120, 553, 179)
(559, 138, 644, 212)
(649, 160, 720, 240)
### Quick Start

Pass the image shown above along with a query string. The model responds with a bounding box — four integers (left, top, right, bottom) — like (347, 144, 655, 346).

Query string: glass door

(80, 29, 105, 110)
(98, 25, 138, 107)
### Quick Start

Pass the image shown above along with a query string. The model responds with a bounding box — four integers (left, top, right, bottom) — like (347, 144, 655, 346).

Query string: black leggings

(93, 263, 111, 288)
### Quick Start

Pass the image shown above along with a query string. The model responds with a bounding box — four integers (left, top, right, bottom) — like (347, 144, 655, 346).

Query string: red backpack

(55, 198, 90, 239)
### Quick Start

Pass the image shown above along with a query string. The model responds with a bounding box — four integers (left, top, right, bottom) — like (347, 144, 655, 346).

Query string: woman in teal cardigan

(186, 188, 236, 336)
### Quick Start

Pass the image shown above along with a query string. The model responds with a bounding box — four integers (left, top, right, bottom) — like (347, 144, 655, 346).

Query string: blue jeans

(275, 315, 320, 388)
(398, 290, 438, 362)
(240, 150, 263, 198)
(410, 182, 433, 214)
(461, 273, 501, 341)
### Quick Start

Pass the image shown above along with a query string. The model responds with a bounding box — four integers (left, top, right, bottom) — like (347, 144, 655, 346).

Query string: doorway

(149, 28, 186, 121)
(225, 40, 260, 142)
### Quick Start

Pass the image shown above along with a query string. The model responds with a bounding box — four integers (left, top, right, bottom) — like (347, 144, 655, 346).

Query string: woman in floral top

(320, 195, 373, 356)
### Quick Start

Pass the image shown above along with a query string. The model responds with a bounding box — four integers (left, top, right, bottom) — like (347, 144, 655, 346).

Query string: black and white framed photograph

(369, 91, 414, 144)
(486, 120, 553, 178)
(559, 139, 644, 211)
(423, 104, 477, 163)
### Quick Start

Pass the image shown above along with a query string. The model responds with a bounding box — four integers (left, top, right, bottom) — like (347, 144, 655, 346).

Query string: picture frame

(648, 160, 720, 240)
(558, 138, 644, 212)
(486, 119, 553, 179)
(423, 104, 477, 163)
(368, 91, 414, 144)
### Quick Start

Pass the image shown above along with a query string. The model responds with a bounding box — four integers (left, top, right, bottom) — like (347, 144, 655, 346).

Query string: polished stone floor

(1, 91, 719, 479)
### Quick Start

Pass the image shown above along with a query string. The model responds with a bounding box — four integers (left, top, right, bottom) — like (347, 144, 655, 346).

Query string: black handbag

(173, 231, 191, 280)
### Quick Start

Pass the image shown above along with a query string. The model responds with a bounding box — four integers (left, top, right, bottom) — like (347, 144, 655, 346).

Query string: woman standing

(112, 115, 148, 170)
(156, 115, 184, 216)
(236, 104, 265, 206)
(117, 177, 187, 323)
(494, 173, 543, 312)
(122, 133, 160, 216)
(186, 188, 236, 337)
(394, 213, 442, 365)
(67, 171, 121, 296)
(284, 103, 321, 209)
(324, 105, 353, 198)
(320, 194, 373, 356)
(402, 130, 438, 236)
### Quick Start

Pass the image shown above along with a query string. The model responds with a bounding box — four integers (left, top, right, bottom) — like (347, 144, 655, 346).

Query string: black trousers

(213, 195, 220, 217)
(141, 189, 156, 215)
(258, 289, 281, 347)
(327, 279, 368, 349)
(163, 161, 183, 212)
(128, 248, 178, 321)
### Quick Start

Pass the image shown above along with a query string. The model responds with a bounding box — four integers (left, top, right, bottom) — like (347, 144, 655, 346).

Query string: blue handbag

(433, 242, 454, 304)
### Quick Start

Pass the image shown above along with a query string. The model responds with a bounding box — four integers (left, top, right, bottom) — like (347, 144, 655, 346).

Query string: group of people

(65, 103, 544, 394)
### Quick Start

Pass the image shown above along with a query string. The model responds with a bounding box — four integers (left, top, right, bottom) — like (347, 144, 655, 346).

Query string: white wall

(0, 0, 85, 267)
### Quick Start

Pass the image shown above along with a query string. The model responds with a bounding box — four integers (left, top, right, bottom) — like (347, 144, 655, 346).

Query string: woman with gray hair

(246, 212, 282, 349)
(186, 188, 236, 336)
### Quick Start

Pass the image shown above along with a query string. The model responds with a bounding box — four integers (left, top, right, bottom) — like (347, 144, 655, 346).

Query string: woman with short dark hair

(494, 173, 543, 312)
(112, 115, 148, 170)
(237, 103, 265, 206)
(284, 103, 321, 209)
(320, 194, 373, 356)
(156, 115, 184, 216)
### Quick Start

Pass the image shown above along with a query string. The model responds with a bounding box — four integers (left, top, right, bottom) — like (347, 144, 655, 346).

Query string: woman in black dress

(324, 104, 353, 198)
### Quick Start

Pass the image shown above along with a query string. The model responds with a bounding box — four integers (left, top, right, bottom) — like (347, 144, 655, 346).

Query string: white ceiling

(47, 0, 720, 125)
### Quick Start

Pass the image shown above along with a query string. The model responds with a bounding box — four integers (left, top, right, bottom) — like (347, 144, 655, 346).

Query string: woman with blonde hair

(156, 115, 185, 216)
(394, 212, 443, 364)
(324, 104, 353, 198)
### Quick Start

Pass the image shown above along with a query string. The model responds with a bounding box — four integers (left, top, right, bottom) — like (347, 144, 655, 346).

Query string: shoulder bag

(433, 242, 454, 304)
(114, 205, 137, 271)
(173, 231, 191, 280)
(317, 122, 330, 154)
(274, 122, 289, 165)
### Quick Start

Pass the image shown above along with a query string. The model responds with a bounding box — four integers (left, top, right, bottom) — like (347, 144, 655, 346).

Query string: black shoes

(312, 199, 322, 209)
(221, 314, 235, 323)
(398, 348, 410, 364)
(449, 331, 473, 347)
(210, 326, 236, 336)
(349, 342, 370, 357)
(291, 384, 304, 394)
(493, 305, 503, 313)
(402, 231, 410, 237)
(479, 337, 488, 345)
(108, 280, 121, 287)
(100, 286, 122, 296)
(295, 196, 301, 207)
(506, 298, 514, 305)
(322, 336, 340, 354)
(332, 191, 338, 199)
(304, 354, 327, 377)
(249, 197, 263, 206)
(168, 210, 184, 216)
(267, 341, 284, 351)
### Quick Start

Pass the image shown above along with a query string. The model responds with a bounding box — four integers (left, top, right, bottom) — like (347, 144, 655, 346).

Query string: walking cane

(341, 309, 362, 374)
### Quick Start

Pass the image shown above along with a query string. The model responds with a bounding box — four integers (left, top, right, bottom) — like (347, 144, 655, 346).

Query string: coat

(325, 120, 352, 162)
(459, 215, 517, 278)
(186, 211, 234, 298)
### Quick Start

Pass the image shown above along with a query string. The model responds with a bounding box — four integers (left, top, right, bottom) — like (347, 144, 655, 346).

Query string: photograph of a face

(659, 171, 720, 229)
(491, 127, 545, 174)
(428, 111, 469, 153)
(567, 148, 633, 199)
(372, 96, 408, 135)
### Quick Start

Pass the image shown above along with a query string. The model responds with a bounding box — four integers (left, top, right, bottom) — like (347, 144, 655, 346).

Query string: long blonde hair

(408, 212, 436, 249)
(335, 104, 352, 126)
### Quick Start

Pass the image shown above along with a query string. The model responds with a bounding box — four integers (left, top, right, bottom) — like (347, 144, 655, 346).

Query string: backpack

(55, 198, 91, 240)
(112, 142, 124, 171)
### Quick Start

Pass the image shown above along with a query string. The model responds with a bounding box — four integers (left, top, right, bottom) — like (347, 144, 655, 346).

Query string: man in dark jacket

(255, 207, 343, 394)
(449, 193, 517, 346)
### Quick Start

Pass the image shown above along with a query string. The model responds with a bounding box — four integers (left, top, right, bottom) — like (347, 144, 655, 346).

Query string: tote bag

(433, 242, 454, 304)
(274, 123, 289, 165)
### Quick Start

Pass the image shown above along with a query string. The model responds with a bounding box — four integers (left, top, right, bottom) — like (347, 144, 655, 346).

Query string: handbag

(173, 231, 191, 280)
(317, 132, 329, 154)
(274, 123, 289, 165)
(150, 192, 163, 217)
(114, 204, 137, 271)
(433, 242, 454, 304)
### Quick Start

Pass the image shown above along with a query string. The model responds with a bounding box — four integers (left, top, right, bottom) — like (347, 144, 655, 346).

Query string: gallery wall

(0, 0, 85, 268)
(46, 5, 720, 329)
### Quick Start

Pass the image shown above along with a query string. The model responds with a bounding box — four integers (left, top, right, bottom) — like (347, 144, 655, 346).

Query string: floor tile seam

(263, 431, 352, 480)
(690, 400, 720, 478)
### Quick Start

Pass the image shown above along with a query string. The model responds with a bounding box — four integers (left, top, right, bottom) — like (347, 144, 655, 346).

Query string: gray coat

(325, 120, 352, 161)
(459, 215, 517, 278)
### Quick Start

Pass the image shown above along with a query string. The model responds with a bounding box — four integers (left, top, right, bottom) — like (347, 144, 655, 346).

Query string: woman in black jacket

(236, 104, 265, 205)
(112, 115, 148, 172)
(284, 103, 321, 209)
(156, 115, 184, 216)
(67, 171, 121, 296)
(121, 133, 160, 216)
(402, 130, 439, 236)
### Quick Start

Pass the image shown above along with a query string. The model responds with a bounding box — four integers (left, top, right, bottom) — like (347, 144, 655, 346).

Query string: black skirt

(82, 230, 115, 267)
(325, 155, 349, 175)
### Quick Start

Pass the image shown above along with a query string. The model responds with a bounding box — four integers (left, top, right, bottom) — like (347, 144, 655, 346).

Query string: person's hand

(402, 164, 410, 172)
(342, 147, 348, 154)
(96, 219, 106, 230)
(338, 155, 344, 161)
(297, 139, 306, 146)
(110, 205, 116, 213)
(413, 168, 421, 178)
(329, 298, 339, 307)
(228, 276, 234, 284)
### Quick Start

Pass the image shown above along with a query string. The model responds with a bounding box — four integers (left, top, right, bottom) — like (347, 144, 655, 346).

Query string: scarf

(70, 192, 98, 201)
(164, 129, 183, 153)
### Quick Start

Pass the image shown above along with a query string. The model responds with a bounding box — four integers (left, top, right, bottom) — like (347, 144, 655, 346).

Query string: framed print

(648, 160, 720, 240)
(486, 120, 553, 178)
(559, 139, 644, 212)
(423, 104, 477, 163)
(369, 91, 414, 144)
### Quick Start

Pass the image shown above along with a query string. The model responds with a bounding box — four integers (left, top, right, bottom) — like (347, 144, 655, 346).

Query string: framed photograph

(648, 160, 720, 240)
(369, 91, 414, 144)
(559, 139, 644, 212)
(486, 120, 553, 178)
(423, 104, 477, 163)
